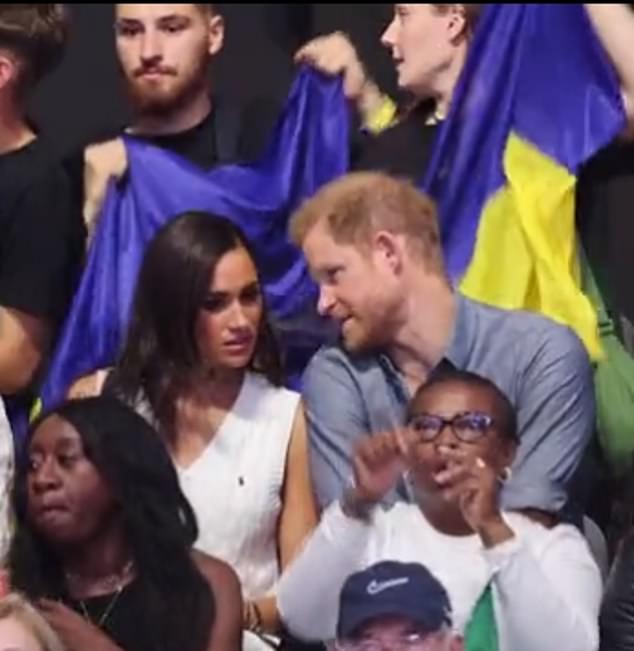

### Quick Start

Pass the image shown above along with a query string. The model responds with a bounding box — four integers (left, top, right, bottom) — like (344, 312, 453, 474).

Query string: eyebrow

(115, 18, 143, 26)
(30, 434, 81, 453)
(208, 281, 260, 295)
(116, 14, 191, 26)
(156, 14, 193, 25)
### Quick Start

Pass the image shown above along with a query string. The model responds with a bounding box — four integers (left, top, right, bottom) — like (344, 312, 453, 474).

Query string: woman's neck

(60, 523, 134, 598)
(417, 499, 474, 537)
(180, 367, 246, 414)
(170, 369, 246, 464)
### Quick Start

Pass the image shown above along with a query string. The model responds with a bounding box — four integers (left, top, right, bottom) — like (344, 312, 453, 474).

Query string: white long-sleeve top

(278, 501, 601, 651)
(0, 398, 13, 565)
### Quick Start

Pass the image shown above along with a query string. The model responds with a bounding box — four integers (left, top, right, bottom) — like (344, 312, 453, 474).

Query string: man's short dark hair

(410, 368, 519, 442)
(0, 5, 68, 97)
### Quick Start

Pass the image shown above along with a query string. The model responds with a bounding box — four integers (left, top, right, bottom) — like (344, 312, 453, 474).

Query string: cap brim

(337, 601, 440, 639)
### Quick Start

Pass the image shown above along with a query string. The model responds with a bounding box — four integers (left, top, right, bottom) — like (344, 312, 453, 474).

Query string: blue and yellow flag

(423, 4, 625, 359)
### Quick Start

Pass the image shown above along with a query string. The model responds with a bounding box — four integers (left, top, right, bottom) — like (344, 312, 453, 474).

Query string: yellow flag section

(460, 132, 601, 360)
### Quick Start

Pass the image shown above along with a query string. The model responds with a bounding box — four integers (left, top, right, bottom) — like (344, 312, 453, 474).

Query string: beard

(340, 287, 403, 355)
(340, 311, 395, 355)
(122, 45, 211, 119)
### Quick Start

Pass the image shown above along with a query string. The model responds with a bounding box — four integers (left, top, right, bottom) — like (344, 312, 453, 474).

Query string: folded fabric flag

(464, 584, 498, 651)
(40, 68, 349, 409)
(423, 4, 625, 359)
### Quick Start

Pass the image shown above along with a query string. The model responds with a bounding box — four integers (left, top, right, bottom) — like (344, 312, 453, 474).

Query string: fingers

(294, 33, 358, 71)
(296, 46, 346, 74)
(68, 369, 107, 400)
(356, 431, 405, 469)
(37, 599, 64, 626)
(394, 428, 411, 456)
(68, 377, 95, 399)
(434, 462, 473, 488)
(443, 477, 481, 504)
(434, 455, 491, 492)
(38, 598, 64, 614)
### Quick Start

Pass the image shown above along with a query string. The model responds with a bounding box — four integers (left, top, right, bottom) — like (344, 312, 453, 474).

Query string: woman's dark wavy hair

(9, 396, 213, 651)
(109, 211, 283, 440)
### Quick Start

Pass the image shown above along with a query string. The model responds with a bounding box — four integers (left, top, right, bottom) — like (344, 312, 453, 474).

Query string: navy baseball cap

(336, 561, 452, 639)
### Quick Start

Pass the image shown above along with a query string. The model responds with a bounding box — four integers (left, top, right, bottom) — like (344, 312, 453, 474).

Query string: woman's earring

(497, 466, 512, 484)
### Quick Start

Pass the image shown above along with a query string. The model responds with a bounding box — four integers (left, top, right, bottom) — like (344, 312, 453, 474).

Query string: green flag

(464, 585, 498, 651)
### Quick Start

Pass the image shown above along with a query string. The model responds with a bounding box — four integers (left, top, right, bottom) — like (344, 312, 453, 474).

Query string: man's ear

(373, 230, 406, 275)
(0, 53, 18, 93)
(208, 13, 225, 57)
(447, 5, 469, 42)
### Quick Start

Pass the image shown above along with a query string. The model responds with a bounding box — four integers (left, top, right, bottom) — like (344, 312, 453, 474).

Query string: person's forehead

(304, 221, 359, 258)
(115, 4, 202, 21)
(29, 415, 82, 453)
(359, 614, 423, 635)
(209, 247, 259, 289)
(413, 381, 493, 413)
(394, 3, 432, 13)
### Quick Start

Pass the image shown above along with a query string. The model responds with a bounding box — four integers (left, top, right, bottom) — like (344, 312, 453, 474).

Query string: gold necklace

(65, 560, 135, 629)
(65, 560, 135, 596)
(78, 584, 126, 629)
(79, 585, 126, 628)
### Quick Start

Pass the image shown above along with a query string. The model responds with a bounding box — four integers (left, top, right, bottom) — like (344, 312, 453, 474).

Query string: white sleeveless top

(175, 372, 300, 601)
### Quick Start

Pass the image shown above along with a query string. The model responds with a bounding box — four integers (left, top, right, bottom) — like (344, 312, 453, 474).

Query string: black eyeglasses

(407, 411, 495, 443)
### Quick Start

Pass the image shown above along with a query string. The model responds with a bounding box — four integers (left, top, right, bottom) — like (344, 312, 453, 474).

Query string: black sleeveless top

(65, 579, 157, 651)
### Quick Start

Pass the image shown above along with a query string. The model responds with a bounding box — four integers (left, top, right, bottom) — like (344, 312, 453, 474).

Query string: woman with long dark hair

(71, 211, 317, 649)
(9, 396, 242, 651)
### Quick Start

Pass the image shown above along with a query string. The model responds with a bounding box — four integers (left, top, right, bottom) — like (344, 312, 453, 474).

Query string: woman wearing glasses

(278, 369, 601, 651)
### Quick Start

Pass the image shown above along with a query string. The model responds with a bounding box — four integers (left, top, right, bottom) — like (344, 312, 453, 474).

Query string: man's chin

(125, 78, 195, 119)
(130, 93, 182, 118)
(341, 329, 375, 355)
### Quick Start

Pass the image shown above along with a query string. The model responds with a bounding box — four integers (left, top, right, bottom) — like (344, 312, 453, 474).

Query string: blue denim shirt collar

(378, 292, 472, 399)
(444, 292, 471, 369)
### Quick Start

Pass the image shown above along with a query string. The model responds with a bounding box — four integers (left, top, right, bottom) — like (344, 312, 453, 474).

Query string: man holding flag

(297, 4, 634, 174)
(79, 3, 279, 241)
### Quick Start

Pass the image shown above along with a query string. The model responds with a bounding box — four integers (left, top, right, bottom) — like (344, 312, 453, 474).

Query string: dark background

(27, 4, 397, 153)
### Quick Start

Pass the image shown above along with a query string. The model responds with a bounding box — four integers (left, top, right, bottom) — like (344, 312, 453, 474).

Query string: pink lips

(223, 336, 254, 353)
